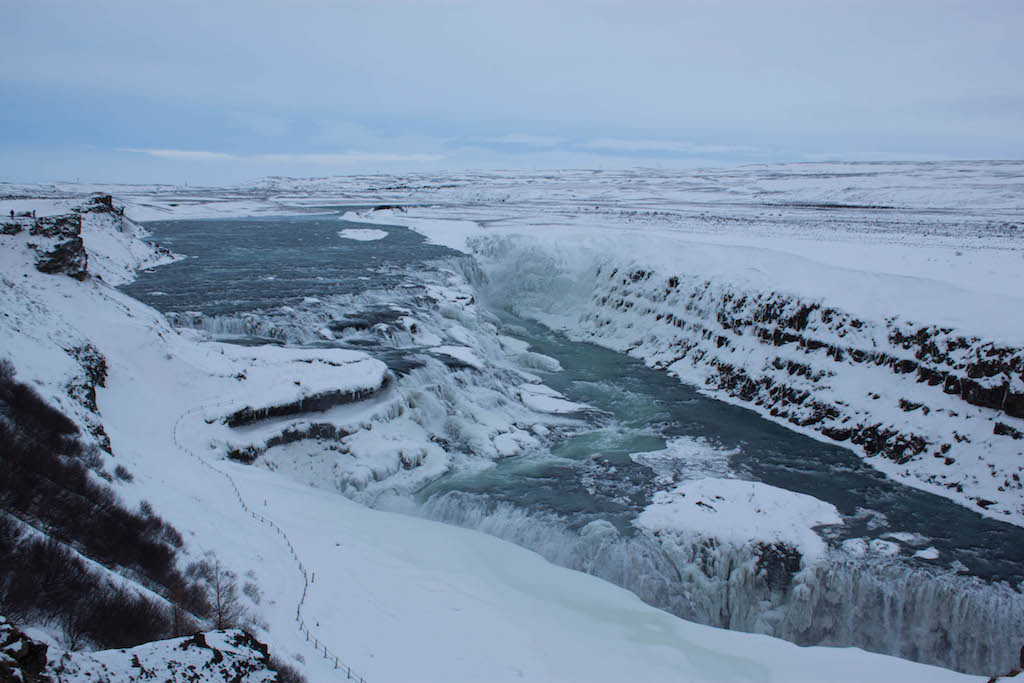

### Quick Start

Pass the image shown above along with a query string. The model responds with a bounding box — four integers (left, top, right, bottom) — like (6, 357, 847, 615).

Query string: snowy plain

(2, 164, 1020, 681)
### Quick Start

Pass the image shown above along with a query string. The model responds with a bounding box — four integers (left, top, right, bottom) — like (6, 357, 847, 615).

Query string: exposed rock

(0, 617, 49, 683)
(223, 381, 388, 428)
(994, 422, 1023, 440)
(27, 214, 89, 280)
(29, 214, 81, 239)
(64, 343, 112, 451)
(33, 237, 88, 279)
(35, 625, 283, 682)
(76, 193, 126, 219)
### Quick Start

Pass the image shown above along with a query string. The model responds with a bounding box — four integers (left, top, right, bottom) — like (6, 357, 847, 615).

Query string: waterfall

(419, 490, 1024, 675)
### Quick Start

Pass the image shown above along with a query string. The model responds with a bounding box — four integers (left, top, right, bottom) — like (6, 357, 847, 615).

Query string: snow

(0, 176, 1006, 681)
(343, 209, 479, 253)
(231, 465, 974, 683)
(630, 436, 738, 485)
(518, 383, 588, 414)
(881, 531, 929, 545)
(198, 345, 388, 425)
(78, 209, 182, 285)
(636, 478, 843, 560)
(868, 539, 902, 556)
(337, 228, 388, 241)
(430, 344, 484, 370)
(45, 630, 276, 682)
(493, 428, 540, 457)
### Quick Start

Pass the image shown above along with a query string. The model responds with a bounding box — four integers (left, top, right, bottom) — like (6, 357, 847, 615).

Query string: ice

(869, 539, 902, 556)
(431, 344, 484, 369)
(630, 436, 738, 484)
(337, 227, 388, 241)
(343, 209, 478, 252)
(518, 383, 588, 414)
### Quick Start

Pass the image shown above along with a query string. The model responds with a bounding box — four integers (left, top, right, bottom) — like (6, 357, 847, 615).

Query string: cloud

(468, 134, 566, 148)
(116, 148, 443, 164)
(229, 112, 289, 137)
(115, 148, 235, 161)
(579, 139, 762, 156)
(257, 152, 444, 164)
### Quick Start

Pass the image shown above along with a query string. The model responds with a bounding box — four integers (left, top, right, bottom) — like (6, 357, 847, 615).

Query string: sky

(2, 0, 1023, 184)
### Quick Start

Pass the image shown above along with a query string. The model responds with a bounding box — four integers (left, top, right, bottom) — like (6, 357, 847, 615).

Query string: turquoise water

(124, 212, 454, 314)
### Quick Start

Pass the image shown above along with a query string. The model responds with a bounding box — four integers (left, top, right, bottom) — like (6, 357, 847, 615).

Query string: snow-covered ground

(0, 176, 1003, 680)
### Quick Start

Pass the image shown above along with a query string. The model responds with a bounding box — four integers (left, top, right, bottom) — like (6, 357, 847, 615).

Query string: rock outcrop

(0, 618, 285, 683)
(29, 214, 88, 280)
(0, 617, 49, 682)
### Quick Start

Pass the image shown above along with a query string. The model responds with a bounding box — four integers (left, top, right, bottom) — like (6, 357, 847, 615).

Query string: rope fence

(173, 403, 368, 682)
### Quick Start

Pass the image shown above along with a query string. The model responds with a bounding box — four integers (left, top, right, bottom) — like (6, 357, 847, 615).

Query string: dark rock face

(223, 377, 389, 428)
(0, 617, 49, 682)
(64, 343, 112, 451)
(28, 214, 89, 280)
(84, 194, 115, 211)
(227, 421, 353, 464)
(33, 236, 88, 279)
(995, 422, 1024, 440)
(29, 214, 81, 239)
(77, 193, 125, 218)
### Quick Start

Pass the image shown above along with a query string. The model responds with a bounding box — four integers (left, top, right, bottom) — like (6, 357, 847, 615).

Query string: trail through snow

(173, 401, 368, 681)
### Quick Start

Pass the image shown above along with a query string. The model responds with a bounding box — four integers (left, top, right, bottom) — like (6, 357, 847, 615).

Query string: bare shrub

(113, 464, 134, 482)
(268, 654, 308, 683)
(243, 580, 262, 605)
(189, 554, 245, 629)
(0, 362, 208, 650)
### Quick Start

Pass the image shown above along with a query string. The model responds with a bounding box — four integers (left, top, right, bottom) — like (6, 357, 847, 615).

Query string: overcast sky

(3, 0, 1022, 184)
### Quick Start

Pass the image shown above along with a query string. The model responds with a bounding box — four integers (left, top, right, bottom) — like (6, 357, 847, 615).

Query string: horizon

(6, 157, 1023, 191)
